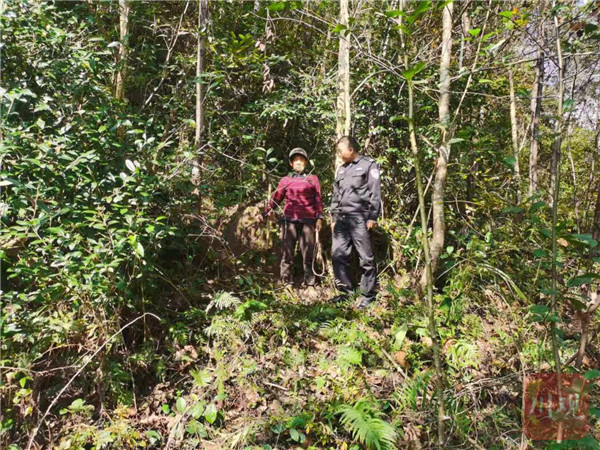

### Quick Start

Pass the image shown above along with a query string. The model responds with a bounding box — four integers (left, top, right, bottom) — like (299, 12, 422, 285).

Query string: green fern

(206, 291, 241, 312)
(337, 345, 363, 367)
(337, 399, 397, 450)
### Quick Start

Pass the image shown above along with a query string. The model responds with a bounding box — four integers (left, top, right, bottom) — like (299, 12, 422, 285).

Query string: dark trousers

(280, 221, 316, 286)
(332, 214, 377, 300)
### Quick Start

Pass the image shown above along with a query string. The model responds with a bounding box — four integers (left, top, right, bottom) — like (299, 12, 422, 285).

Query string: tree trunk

(593, 181, 600, 242)
(115, 0, 129, 102)
(549, 4, 564, 442)
(401, 0, 445, 440)
(458, 10, 470, 70)
(549, 57, 568, 207)
(423, 1, 453, 287)
(115, 0, 129, 143)
(191, 0, 208, 186)
(509, 68, 522, 203)
(335, 0, 351, 169)
(528, 48, 544, 197)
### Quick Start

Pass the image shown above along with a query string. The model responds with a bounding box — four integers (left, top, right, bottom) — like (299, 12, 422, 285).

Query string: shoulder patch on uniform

(369, 167, 380, 180)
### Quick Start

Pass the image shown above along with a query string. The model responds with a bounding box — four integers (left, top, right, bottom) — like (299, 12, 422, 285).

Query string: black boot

(356, 296, 374, 310)
(330, 294, 348, 305)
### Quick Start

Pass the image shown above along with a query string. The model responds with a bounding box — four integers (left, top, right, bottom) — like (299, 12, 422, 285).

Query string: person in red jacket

(264, 148, 323, 287)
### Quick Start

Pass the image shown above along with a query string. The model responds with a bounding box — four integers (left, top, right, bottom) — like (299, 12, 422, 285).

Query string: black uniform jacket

(331, 155, 382, 222)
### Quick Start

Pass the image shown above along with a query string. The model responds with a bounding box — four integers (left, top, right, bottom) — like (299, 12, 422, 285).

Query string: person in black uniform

(330, 136, 382, 309)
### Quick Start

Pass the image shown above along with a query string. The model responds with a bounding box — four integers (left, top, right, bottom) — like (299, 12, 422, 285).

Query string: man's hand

(316, 219, 323, 232)
(367, 220, 377, 230)
(263, 210, 273, 221)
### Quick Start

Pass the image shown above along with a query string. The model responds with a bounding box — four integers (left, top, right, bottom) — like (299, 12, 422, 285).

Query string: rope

(312, 227, 326, 278)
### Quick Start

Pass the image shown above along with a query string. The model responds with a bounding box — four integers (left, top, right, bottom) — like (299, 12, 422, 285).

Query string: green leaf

(176, 397, 187, 414)
(189, 402, 205, 420)
(567, 273, 600, 288)
(529, 201, 547, 213)
(290, 428, 300, 442)
(563, 98, 575, 111)
(503, 155, 516, 166)
(563, 295, 587, 311)
(530, 304, 549, 316)
(333, 24, 348, 34)
(584, 369, 600, 380)
(385, 10, 405, 18)
(407, 1, 431, 25)
(204, 403, 218, 424)
(394, 324, 408, 349)
(186, 419, 207, 437)
(591, 407, 600, 419)
(337, 400, 397, 449)
(402, 61, 426, 81)
(338, 346, 363, 366)
(565, 233, 598, 248)
(468, 28, 481, 37)
(145, 430, 162, 445)
(271, 423, 286, 434)
(268, 1, 285, 12)
(533, 249, 547, 258)
(499, 10, 515, 18)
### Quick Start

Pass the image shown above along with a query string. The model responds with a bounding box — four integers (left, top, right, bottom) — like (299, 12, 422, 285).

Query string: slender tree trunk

(529, 47, 544, 197)
(335, 0, 351, 169)
(399, 1, 445, 444)
(592, 103, 600, 243)
(115, 0, 129, 143)
(549, 58, 569, 207)
(115, 0, 129, 102)
(593, 181, 600, 242)
(422, 1, 453, 288)
(509, 68, 522, 203)
(549, 4, 564, 442)
(192, 0, 208, 186)
(458, 10, 470, 70)
(404, 43, 446, 450)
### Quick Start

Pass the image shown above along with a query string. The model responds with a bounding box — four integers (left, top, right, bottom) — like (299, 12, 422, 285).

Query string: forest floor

(49, 211, 600, 449)
(72, 265, 541, 449)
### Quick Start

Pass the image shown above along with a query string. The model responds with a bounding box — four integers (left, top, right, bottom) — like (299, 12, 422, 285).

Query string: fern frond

(206, 291, 241, 312)
(337, 399, 397, 450)
(337, 345, 363, 367)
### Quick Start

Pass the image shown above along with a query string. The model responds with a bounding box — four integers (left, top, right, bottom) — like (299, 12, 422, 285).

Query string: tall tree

(594, 111, 600, 242)
(593, 183, 600, 242)
(509, 68, 522, 203)
(335, 0, 351, 168)
(115, 0, 129, 102)
(549, 2, 565, 441)
(528, 9, 545, 197)
(399, 1, 446, 443)
(191, 0, 208, 187)
(426, 1, 454, 282)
